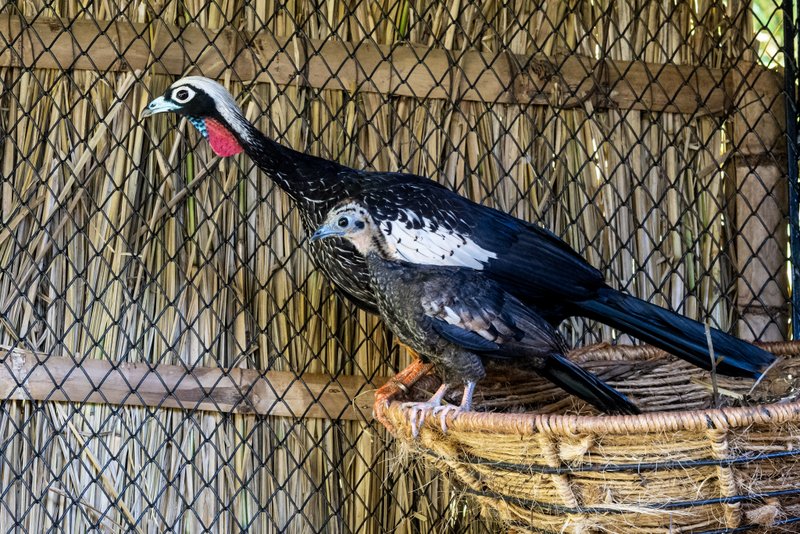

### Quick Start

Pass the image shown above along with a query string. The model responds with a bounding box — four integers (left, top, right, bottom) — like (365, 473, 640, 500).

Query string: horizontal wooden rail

(0, 348, 384, 421)
(0, 14, 736, 114)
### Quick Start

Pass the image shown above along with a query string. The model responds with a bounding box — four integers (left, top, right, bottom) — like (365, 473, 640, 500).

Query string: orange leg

(374, 358, 433, 434)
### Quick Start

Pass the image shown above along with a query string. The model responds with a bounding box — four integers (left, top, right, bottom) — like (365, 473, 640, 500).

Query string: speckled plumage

(312, 205, 640, 417)
(144, 77, 777, 380)
(368, 256, 557, 383)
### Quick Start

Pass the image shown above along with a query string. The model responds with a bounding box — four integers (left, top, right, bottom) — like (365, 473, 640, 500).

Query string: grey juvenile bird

(312, 202, 640, 436)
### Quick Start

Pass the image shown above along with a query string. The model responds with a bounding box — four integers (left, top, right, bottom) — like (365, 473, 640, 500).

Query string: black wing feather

(420, 269, 556, 356)
(430, 318, 501, 351)
(359, 181, 605, 304)
(417, 268, 639, 414)
(539, 353, 641, 415)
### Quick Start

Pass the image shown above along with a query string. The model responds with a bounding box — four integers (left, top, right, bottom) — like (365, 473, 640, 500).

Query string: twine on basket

(374, 342, 800, 533)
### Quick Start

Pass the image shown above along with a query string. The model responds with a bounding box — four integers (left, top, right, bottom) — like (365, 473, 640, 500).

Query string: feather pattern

(310, 203, 639, 414)
(144, 77, 777, 380)
(361, 252, 639, 414)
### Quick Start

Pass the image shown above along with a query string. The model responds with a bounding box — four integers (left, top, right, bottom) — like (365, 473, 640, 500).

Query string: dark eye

(173, 87, 195, 103)
(337, 217, 349, 228)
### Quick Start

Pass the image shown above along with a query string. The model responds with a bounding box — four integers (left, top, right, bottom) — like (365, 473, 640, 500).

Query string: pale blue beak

(310, 225, 345, 242)
(141, 96, 181, 118)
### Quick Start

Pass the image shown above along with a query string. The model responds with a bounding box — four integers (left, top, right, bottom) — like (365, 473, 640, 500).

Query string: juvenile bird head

(311, 203, 390, 257)
(142, 76, 251, 157)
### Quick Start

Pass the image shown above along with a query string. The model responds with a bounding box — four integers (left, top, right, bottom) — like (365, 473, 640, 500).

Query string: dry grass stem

(0, 0, 778, 532)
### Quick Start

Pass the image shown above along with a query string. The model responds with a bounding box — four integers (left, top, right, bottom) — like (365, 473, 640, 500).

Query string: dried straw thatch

(0, 0, 788, 532)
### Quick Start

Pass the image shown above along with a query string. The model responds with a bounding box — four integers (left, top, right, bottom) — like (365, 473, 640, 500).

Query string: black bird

(143, 76, 776, 379)
(311, 202, 640, 434)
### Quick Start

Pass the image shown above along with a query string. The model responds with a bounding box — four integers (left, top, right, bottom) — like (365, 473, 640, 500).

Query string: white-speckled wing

(378, 212, 496, 269)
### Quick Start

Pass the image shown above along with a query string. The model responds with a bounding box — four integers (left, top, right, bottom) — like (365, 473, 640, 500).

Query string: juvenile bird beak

(141, 96, 180, 118)
(310, 225, 344, 242)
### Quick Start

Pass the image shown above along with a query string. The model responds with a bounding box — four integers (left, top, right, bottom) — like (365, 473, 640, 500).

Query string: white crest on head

(170, 76, 253, 144)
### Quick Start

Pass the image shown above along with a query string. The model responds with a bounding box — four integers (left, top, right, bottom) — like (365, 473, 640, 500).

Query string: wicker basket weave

(374, 342, 800, 533)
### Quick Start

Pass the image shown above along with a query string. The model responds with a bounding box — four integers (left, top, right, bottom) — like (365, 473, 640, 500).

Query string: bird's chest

(369, 270, 441, 356)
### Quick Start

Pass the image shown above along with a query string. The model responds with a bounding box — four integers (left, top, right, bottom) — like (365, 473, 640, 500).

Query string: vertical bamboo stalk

(729, 63, 789, 341)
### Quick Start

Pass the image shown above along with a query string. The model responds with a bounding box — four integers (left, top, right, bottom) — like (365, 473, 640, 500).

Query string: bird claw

(400, 401, 444, 438)
(432, 404, 463, 434)
(401, 401, 462, 437)
(400, 382, 471, 438)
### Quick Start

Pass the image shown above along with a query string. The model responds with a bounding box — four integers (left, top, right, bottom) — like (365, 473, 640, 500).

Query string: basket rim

(374, 340, 800, 436)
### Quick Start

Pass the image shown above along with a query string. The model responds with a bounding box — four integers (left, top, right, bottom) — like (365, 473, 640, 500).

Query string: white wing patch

(379, 214, 496, 269)
(442, 306, 462, 325)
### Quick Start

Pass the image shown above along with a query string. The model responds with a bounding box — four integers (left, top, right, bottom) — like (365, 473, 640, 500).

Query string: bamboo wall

(0, 0, 789, 532)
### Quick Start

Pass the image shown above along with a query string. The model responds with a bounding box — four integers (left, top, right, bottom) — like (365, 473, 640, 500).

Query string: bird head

(311, 203, 384, 256)
(142, 76, 250, 157)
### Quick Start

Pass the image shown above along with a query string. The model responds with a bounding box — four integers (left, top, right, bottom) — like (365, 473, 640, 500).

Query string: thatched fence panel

(0, 0, 794, 532)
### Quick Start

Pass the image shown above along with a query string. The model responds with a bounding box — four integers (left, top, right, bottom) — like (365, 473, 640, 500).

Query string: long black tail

(539, 353, 640, 414)
(575, 287, 775, 378)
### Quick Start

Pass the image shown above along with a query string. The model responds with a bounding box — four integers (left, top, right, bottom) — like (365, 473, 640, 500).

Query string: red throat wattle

(205, 118, 244, 157)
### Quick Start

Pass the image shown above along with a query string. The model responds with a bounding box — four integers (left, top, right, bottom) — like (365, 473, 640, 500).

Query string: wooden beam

(0, 348, 383, 421)
(0, 14, 733, 114)
(728, 63, 789, 340)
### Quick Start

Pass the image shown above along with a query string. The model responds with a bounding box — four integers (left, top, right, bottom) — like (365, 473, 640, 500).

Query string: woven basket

(374, 342, 800, 533)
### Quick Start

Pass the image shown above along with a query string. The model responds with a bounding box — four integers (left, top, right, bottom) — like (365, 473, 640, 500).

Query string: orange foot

(374, 358, 433, 434)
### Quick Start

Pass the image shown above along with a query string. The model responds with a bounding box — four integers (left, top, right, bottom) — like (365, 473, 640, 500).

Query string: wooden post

(728, 63, 789, 341)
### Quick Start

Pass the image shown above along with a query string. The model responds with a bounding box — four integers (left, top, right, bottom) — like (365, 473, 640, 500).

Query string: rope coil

(374, 341, 800, 532)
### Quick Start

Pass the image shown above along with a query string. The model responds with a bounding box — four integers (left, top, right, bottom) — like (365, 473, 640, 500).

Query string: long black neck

(235, 118, 360, 214)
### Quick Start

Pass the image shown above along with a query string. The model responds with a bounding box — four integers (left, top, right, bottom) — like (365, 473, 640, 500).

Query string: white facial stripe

(321, 203, 381, 255)
(171, 76, 253, 145)
(379, 217, 495, 269)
